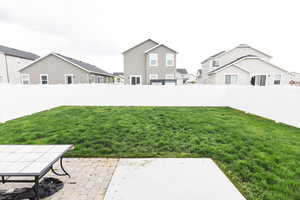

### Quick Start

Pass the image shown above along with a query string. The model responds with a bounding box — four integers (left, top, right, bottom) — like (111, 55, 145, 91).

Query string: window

(149, 54, 158, 66)
(165, 74, 175, 79)
(97, 76, 103, 83)
(225, 75, 237, 85)
(212, 60, 220, 67)
(255, 75, 266, 86)
(130, 75, 141, 85)
(274, 74, 281, 85)
(0, 75, 3, 83)
(166, 54, 175, 66)
(40, 74, 48, 84)
(90, 75, 95, 83)
(149, 74, 158, 80)
(22, 74, 30, 84)
(65, 74, 73, 84)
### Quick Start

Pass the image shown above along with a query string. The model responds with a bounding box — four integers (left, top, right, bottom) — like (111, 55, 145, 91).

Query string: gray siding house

(123, 39, 177, 85)
(19, 53, 114, 84)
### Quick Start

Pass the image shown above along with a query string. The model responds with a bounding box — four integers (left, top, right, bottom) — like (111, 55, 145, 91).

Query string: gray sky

(0, 0, 300, 74)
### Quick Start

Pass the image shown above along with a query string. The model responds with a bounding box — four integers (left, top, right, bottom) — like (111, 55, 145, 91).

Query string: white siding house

(0, 45, 39, 84)
(200, 44, 289, 86)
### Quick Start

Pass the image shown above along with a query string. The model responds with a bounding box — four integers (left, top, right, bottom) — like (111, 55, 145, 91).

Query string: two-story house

(0, 45, 39, 84)
(123, 39, 177, 85)
(200, 44, 289, 86)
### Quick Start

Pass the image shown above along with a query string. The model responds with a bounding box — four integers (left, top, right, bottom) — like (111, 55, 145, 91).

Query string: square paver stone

(104, 158, 246, 200)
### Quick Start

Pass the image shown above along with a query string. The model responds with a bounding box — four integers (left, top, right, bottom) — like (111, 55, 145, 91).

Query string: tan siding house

(19, 53, 113, 84)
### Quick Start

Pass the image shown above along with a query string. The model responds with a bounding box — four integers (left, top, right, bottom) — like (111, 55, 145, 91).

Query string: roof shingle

(0, 45, 39, 60)
(55, 53, 113, 76)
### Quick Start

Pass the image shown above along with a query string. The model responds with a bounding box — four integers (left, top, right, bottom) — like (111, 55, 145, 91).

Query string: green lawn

(0, 106, 299, 200)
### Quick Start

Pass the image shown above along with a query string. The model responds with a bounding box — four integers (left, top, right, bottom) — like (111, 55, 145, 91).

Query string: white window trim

(274, 73, 282, 85)
(224, 74, 238, 85)
(21, 74, 30, 84)
(149, 54, 158, 67)
(166, 53, 175, 67)
(130, 75, 142, 85)
(64, 74, 74, 84)
(40, 74, 48, 84)
(165, 74, 175, 80)
(149, 74, 158, 80)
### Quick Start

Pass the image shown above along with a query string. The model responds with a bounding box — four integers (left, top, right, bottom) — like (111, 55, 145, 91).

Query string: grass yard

(0, 106, 299, 200)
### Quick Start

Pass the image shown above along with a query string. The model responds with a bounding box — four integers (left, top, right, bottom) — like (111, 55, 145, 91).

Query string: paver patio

(0, 158, 119, 200)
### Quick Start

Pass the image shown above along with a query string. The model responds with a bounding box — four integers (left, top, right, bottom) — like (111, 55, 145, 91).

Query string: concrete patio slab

(104, 158, 246, 200)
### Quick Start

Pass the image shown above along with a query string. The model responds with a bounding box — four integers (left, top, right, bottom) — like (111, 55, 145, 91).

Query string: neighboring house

(176, 68, 189, 84)
(0, 45, 39, 84)
(289, 72, 300, 85)
(200, 44, 289, 86)
(19, 52, 114, 84)
(123, 39, 177, 85)
(113, 72, 125, 84)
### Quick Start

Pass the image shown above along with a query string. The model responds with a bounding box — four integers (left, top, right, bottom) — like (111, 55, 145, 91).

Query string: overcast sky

(0, 0, 299, 74)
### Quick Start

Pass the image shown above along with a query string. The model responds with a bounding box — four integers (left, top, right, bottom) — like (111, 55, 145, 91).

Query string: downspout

(4, 54, 10, 83)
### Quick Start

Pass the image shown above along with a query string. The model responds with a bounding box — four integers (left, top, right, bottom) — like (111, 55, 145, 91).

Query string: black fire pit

(0, 177, 64, 200)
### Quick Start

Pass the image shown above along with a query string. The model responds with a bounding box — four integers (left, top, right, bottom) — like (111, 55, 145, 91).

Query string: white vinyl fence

(0, 84, 299, 128)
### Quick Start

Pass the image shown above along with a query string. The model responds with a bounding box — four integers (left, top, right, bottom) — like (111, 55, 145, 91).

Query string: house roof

(209, 55, 287, 74)
(20, 53, 113, 76)
(201, 44, 272, 64)
(176, 68, 188, 74)
(113, 72, 124, 76)
(201, 51, 226, 64)
(144, 44, 177, 54)
(209, 55, 257, 74)
(122, 39, 159, 54)
(55, 53, 112, 76)
(0, 45, 39, 60)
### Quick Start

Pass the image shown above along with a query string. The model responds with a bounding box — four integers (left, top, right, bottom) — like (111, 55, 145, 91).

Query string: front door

(130, 76, 141, 85)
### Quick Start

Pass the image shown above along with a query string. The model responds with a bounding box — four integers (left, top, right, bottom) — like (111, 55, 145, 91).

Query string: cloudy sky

(0, 0, 299, 74)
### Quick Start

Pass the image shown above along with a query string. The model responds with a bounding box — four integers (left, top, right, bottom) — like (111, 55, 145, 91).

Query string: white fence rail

(0, 84, 299, 128)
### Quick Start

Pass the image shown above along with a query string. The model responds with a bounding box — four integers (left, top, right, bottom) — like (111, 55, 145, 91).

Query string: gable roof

(55, 53, 112, 76)
(209, 55, 287, 74)
(201, 51, 226, 64)
(201, 44, 272, 64)
(20, 53, 113, 76)
(0, 45, 39, 60)
(122, 39, 159, 54)
(209, 55, 257, 74)
(144, 44, 177, 54)
(176, 68, 188, 74)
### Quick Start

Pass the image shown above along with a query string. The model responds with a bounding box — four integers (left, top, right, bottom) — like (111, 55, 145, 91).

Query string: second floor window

(149, 74, 158, 80)
(165, 74, 174, 79)
(166, 54, 175, 66)
(149, 54, 158, 66)
(212, 60, 220, 67)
